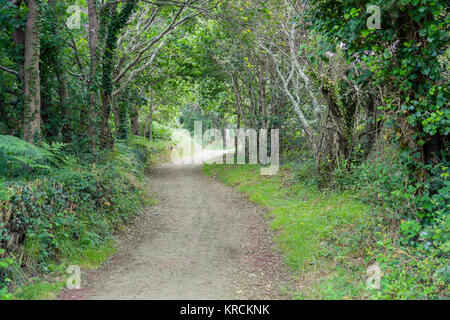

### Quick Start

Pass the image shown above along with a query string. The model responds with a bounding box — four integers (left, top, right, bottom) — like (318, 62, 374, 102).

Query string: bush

(284, 146, 449, 299)
(151, 122, 172, 141)
(126, 135, 172, 168)
(331, 156, 449, 299)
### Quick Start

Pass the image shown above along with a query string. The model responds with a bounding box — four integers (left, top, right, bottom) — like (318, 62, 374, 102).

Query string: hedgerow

(0, 134, 170, 298)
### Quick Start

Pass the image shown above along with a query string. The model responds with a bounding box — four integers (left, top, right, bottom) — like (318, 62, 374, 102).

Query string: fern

(40, 141, 75, 167)
(0, 135, 52, 176)
(0, 135, 50, 158)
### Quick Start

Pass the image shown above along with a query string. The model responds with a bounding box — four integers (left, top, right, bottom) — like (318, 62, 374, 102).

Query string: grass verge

(12, 241, 117, 300)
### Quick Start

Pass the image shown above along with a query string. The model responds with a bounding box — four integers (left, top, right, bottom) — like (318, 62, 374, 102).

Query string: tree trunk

(100, 0, 136, 149)
(118, 98, 130, 139)
(258, 57, 267, 129)
(130, 104, 139, 135)
(268, 61, 277, 129)
(11, 0, 25, 83)
(23, 0, 41, 145)
(100, 91, 113, 148)
(57, 72, 71, 143)
(231, 73, 243, 129)
(231, 72, 243, 156)
(148, 104, 153, 141)
(245, 78, 257, 128)
(321, 87, 347, 160)
(48, 0, 70, 143)
(113, 104, 120, 134)
(87, 0, 99, 153)
(362, 93, 379, 158)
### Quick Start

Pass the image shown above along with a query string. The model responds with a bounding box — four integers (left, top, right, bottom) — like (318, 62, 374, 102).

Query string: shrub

(151, 122, 172, 141)
(331, 156, 449, 299)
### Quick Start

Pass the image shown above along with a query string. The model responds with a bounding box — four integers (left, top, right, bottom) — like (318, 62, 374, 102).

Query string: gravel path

(60, 163, 293, 300)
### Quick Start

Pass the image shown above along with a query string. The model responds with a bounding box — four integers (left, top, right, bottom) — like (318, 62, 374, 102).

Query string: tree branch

(0, 65, 19, 76)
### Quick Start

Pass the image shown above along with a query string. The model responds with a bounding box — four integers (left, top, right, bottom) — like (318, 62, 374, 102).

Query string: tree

(23, 0, 41, 145)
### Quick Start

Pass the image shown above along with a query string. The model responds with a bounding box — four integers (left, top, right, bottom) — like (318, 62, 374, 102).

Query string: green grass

(59, 240, 117, 270)
(12, 241, 117, 300)
(204, 164, 376, 299)
(14, 281, 66, 300)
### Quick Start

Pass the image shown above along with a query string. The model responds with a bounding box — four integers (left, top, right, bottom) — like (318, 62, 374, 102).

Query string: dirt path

(60, 163, 293, 300)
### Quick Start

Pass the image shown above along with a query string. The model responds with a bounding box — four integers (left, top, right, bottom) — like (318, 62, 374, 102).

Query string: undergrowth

(0, 134, 170, 299)
(204, 156, 449, 300)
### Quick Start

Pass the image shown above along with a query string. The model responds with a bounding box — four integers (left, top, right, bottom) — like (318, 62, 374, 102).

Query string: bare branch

(0, 65, 19, 76)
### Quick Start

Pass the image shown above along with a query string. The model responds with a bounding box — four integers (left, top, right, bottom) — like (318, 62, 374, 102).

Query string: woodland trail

(60, 162, 293, 300)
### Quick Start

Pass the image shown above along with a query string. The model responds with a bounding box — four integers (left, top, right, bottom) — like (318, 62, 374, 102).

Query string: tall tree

(87, 0, 100, 152)
(23, 0, 41, 144)
(100, 0, 137, 149)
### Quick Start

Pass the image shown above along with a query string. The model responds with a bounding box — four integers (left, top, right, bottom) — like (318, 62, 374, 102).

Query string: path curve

(61, 163, 292, 300)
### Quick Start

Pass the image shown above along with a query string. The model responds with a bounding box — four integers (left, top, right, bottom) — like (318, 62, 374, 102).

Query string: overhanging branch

(0, 65, 19, 76)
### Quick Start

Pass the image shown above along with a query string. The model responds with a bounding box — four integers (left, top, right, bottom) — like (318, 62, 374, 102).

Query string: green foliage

(101, 0, 137, 96)
(126, 134, 171, 168)
(331, 155, 449, 298)
(40, 141, 76, 167)
(207, 158, 449, 299)
(305, 0, 449, 299)
(12, 241, 116, 300)
(151, 122, 172, 141)
(0, 135, 52, 176)
(204, 163, 374, 299)
(14, 281, 65, 300)
(0, 135, 77, 177)
(0, 0, 447, 300)
(118, 101, 130, 140)
(308, 0, 449, 188)
(0, 248, 14, 299)
(0, 137, 169, 296)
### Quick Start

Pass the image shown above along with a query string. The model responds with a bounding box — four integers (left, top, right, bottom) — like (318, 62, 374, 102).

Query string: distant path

(60, 162, 292, 300)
